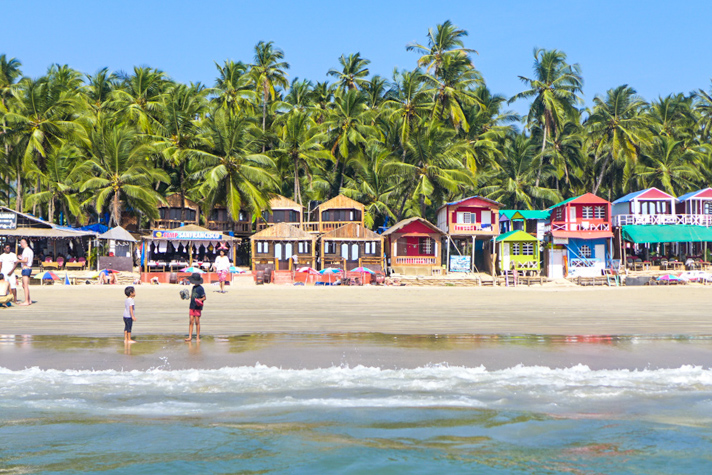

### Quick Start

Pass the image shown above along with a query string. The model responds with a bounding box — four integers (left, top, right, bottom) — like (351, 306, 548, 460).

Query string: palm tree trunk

(113, 192, 121, 227)
(535, 123, 547, 188)
(180, 168, 186, 223)
(48, 197, 55, 224)
(592, 154, 610, 195)
(262, 83, 268, 153)
(15, 160, 22, 213)
(293, 154, 301, 206)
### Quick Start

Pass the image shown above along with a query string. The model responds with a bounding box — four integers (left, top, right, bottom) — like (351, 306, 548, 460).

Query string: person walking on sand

(17, 239, 33, 306)
(0, 244, 19, 304)
(123, 286, 137, 343)
(185, 273, 206, 342)
(213, 249, 230, 293)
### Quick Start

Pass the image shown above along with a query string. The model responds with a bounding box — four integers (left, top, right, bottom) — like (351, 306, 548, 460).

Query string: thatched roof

(0, 206, 97, 238)
(250, 223, 316, 241)
(321, 222, 382, 241)
(317, 195, 365, 212)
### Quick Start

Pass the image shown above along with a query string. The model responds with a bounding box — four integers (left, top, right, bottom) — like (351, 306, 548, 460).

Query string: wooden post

(143, 240, 148, 274)
(320, 239, 324, 270)
(250, 239, 256, 271)
(87, 239, 93, 271)
(189, 242, 193, 266)
(232, 239, 237, 266)
(471, 236, 475, 273)
(311, 238, 315, 268)
(446, 236, 450, 272)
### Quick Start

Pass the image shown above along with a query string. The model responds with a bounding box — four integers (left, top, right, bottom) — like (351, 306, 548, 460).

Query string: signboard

(0, 212, 17, 230)
(152, 230, 223, 240)
(553, 237, 569, 245)
(449, 255, 471, 273)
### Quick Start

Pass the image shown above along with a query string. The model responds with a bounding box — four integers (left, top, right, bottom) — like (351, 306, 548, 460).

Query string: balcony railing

(152, 219, 199, 229)
(613, 214, 712, 226)
(394, 256, 437, 265)
(451, 223, 495, 233)
(548, 222, 611, 232)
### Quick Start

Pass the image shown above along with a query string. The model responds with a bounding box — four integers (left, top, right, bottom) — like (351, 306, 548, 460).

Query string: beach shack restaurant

(140, 225, 236, 283)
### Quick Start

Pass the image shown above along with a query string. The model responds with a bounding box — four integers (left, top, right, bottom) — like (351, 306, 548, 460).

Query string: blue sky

(3, 0, 711, 114)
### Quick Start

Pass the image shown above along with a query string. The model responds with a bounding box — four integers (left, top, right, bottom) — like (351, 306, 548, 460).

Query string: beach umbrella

(318, 267, 343, 284)
(657, 274, 680, 281)
(181, 266, 205, 273)
(229, 266, 246, 274)
(33, 271, 59, 280)
(351, 267, 375, 274)
(296, 266, 320, 275)
(64, 271, 71, 286)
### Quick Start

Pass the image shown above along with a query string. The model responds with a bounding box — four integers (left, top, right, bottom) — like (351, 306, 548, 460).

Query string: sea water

(1, 335, 712, 473)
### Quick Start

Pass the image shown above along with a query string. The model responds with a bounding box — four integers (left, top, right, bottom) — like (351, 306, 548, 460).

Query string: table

(668, 261, 684, 270)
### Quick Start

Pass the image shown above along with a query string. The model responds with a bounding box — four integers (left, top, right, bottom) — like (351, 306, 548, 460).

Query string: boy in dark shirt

(185, 273, 206, 342)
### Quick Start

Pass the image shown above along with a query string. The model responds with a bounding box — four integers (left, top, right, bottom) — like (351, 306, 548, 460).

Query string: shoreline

(1, 284, 712, 337)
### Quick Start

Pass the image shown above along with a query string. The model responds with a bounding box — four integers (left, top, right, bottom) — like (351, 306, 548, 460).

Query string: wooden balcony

(152, 219, 198, 229)
(613, 214, 712, 226)
(394, 256, 437, 265)
(549, 222, 610, 232)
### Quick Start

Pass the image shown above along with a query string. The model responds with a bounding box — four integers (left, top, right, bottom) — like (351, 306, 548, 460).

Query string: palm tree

(0, 55, 22, 207)
(284, 78, 313, 112)
(406, 20, 477, 79)
(585, 85, 651, 194)
(327, 53, 370, 91)
(341, 145, 397, 228)
(480, 134, 562, 209)
(109, 66, 170, 132)
(84, 68, 119, 121)
(272, 110, 330, 206)
(25, 144, 81, 224)
(510, 48, 583, 185)
(636, 136, 699, 195)
(193, 109, 277, 221)
(250, 41, 289, 137)
(384, 69, 429, 158)
(213, 60, 257, 114)
(75, 123, 168, 226)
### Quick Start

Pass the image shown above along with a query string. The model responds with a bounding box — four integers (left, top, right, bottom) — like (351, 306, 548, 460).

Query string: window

(522, 243, 534, 256)
(511, 243, 520, 255)
(580, 245, 592, 258)
(419, 237, 433, 255)
(324, 242, 333, 254)
(298, 241, 310, 254)
(341, 243, 349, 259)
(555, 207, 562, 220)
(365, 242, 377, 255)
(351, 244, 359, 260)
(256, 242, 269, 254)
(582, 206, 593, 219)
(705, 202, 712, 215)
(594, 206, 605, 219)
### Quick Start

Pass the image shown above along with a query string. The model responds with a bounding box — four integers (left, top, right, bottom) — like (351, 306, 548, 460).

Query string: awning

(621, 225, 712, 243)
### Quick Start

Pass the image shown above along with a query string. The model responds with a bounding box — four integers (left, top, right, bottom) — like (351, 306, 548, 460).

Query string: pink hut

(382, 217, 445, 276)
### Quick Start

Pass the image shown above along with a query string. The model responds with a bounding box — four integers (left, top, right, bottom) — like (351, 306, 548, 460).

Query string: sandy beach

(2, 283, 712, 336)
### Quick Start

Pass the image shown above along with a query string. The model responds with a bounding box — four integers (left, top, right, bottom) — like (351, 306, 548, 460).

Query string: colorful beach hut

(308, 195, 366, 234)
(495, 230, 540, 274)
(499, 210, 550, 241)
(319, 222, 384, 272)
(382, 217, 444, 275)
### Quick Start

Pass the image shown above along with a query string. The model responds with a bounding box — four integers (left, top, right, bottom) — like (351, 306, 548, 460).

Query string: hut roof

(0, 206, 97, 238)
(437, 195, 503, 212)
(500, 210, 551, 221)
(98, 226, 137, 242)
(317, 195, 365, 211)
(613, 187, 676, 204)
(250, 222, 315, 241)
(678, 188, 712, 201)
(381, 217, 444, 236)
(160, 193, 200, 210)
(549, 193, 610, 210)
(495, 230, 539, 242)
(269, 195, 304, 210)
(146, 223, 236, 241)
(321, 223, 382, 240)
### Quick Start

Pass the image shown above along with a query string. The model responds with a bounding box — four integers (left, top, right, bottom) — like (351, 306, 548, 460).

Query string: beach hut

(97, 226, 138, 272)
(256, 195, 304, 232)
(435, 196, 502, 273)
(319, 222, 384, 272)
(206, 206, 253, 237)
(152, 193, 200, 229)
(309, 195, 365, 234)
(545, 193, 613, 279)
(250, 222, 317, 272)
(495, 230, 540, 274)
(382, 217, 444, 276)
(612, 187, 677, 226)
(676, 188, 712, 225)
(0, 206, 97, 269)
(499, 210, 550, 240)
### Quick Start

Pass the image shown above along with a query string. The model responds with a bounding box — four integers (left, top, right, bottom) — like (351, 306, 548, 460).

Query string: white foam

(1, 364, 711, 416)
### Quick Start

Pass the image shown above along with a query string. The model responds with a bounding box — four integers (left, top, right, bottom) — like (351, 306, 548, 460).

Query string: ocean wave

(1, 364, 711, 416)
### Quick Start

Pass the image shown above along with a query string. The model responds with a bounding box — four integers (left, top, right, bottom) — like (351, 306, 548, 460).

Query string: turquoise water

(1, 335, 712, 473)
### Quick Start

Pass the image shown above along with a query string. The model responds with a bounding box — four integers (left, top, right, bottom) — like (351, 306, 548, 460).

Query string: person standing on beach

(17, 239, 33, 306)
(0, 244, 18, 304)
(185, 273, 206, 342)
(123, 286, 136, 343)
(213, 250, 230, 293)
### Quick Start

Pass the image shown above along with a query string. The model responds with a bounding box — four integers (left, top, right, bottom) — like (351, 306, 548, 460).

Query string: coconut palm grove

(1, 21, 710, 229)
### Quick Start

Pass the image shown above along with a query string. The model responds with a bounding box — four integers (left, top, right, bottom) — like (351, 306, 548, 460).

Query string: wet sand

(1, 284, 711, 336)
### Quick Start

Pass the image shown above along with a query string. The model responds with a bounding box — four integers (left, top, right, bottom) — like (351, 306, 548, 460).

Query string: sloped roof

(381, 217, 444, 236)
(549, 193, 611, 210)
(321, 222, 381, 240)
(677, 188, 712, 201)
(500, 210, 551, 221)
(317, 194, 365, 211)
(160, 193, 200, 210)
(269, 195, 303, 210)
(612, 187, 676, 204)
(0, 206, 97, 238)
(437, 195, 503, 212)
(495, 230, 539, 242)
(250, 222, 315, 240)
(98, 226, 137, 242)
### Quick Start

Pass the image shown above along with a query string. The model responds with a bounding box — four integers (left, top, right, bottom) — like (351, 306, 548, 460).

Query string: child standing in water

(185, 273, 206, 342)
(123, 286, 136, 343)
